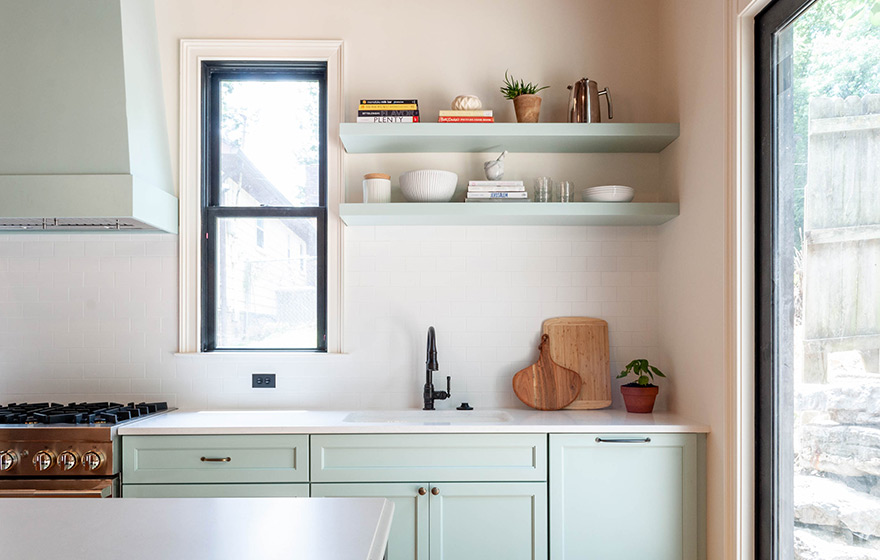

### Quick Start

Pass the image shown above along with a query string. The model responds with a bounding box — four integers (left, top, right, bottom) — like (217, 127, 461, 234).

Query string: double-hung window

(201, 62, 327, 352)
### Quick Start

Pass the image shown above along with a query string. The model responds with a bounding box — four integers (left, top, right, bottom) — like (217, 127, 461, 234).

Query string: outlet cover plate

(252, 373, 276, 388)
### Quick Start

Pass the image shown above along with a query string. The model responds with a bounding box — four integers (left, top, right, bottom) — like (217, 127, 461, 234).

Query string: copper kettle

(567, 78, 613, 123)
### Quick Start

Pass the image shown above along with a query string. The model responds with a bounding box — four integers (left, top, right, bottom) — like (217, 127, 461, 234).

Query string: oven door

(0, 478, 116, 498)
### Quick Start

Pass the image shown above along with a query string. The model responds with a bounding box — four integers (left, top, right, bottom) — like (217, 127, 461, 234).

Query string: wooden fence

(803, 94, 880, 382)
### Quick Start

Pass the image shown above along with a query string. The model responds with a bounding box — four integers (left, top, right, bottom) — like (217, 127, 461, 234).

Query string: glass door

(756, 0, 880, 558)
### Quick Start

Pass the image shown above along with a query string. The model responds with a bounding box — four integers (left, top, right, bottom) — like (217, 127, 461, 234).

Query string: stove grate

(0, 402, 168, 425)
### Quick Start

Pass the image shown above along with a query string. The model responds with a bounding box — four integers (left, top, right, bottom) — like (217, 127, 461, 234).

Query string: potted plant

(616, 359, 666, 413)
(500, 70, 549, 123)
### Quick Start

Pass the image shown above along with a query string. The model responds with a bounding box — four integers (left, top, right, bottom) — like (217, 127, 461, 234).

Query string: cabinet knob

(431, 487, 440, 496)
(418, 487, 427, 496)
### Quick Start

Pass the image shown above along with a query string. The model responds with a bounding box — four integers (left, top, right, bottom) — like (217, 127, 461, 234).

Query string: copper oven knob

(58, 451, 78, 471)
(82, 451, 103, 471)
(33, 451, 55, 471)
(0, 450, 16, 471)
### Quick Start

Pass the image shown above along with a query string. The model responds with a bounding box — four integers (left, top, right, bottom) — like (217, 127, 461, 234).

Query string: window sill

(174, 351, 349, 358)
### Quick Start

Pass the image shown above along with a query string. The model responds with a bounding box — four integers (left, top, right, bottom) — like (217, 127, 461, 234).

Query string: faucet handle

(446, 376, 451, 397)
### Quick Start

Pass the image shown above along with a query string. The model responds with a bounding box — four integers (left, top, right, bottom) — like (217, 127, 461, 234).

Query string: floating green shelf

(338, 202, 680, 226)
(339, 122, 680, 153)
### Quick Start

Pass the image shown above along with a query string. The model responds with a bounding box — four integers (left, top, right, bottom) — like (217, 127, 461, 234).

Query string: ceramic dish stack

(581, 185, 635, 202)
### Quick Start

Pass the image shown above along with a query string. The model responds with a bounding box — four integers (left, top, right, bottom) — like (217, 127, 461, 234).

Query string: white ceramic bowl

(581, 185, 634, 203)
(399, 170, 458, 202)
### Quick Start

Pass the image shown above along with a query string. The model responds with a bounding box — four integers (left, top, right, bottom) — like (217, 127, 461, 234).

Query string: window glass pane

(773, 1, 880, 557)
(219, 79, 320, 207)
(215, 217, 318, 349)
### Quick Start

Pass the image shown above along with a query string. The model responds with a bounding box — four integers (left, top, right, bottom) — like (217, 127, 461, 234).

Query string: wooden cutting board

(542, 317, 612, 409)
(512, 334, 582, 411)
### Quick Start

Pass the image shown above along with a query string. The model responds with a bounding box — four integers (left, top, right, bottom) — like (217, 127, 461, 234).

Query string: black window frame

(755, 0, 817, 558)
(200, 61, 328, 353)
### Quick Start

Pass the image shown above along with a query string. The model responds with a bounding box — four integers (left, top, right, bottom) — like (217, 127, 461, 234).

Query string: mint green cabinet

(429, 482, 547, 560)
(549, 434, 701, 560)
(122, 434, 308, 484)
(310, 434, 548, 560)
(311, 482, 546, 560)
(311, 483, 430, 560)
(119, 430, 704, 558)
(123, 483, 309, 498)
(121, 434, 308, 498)
(310, 434, 546, 482)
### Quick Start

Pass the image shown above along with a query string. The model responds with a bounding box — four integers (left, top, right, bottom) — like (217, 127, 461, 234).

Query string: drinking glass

(556, 181, 573, 203)
(534, 177, 551, 202)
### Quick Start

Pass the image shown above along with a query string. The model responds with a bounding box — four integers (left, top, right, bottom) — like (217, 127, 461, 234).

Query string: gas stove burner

(0, 401, 168, 426)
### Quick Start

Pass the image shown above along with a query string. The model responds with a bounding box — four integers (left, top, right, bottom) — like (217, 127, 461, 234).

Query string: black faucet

(423, 326, 451, 410)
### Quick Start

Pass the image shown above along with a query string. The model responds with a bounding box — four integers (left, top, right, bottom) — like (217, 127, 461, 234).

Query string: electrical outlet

(251, 373, 276, 388)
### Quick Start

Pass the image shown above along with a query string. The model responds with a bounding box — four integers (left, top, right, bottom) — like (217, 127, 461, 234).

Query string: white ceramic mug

(363, 173, 391, 203)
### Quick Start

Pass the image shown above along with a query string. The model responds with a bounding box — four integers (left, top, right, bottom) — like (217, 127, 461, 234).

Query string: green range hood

(0, 0, 177, 233)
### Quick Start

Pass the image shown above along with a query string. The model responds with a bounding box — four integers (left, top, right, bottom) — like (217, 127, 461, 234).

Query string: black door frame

(754, 0, 818, 558)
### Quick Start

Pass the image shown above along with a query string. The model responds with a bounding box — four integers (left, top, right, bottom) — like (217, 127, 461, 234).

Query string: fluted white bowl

(581, 185, 634, 202)
(399, 170, 458, 202)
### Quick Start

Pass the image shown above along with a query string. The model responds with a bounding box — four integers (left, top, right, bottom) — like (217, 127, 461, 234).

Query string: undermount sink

(343, 410, 514, 425)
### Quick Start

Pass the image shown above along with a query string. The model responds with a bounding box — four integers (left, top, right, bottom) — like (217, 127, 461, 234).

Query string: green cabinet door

(311, 483, 429, 560)
(549, 434, 699, 560)
(429, 482, 548, 560)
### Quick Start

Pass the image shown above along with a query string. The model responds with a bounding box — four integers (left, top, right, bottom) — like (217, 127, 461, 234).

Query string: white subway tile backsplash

(54, 333, 84, 348)
(586, 256, 618, 271)
(618, 255, 657, 272)
(84, 240, 116, 258)
(0, 241, 23, 257)
(28, 242, 56, 258)
(145, 239, 177, 257)
(0, 227, 661, 409)
(114, 240, 146, 257)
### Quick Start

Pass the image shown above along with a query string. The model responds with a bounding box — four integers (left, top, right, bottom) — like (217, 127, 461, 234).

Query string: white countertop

(119, 408, 709, 435)
(0, 497, 393, 560)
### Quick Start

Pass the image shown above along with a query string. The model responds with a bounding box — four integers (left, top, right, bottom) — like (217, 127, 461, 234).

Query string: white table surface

(119, 408, 709, 435)
(0, 497, 393, 560)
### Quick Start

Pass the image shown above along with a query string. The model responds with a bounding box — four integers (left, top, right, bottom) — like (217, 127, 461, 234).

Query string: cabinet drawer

(310, 434, 546, 482)
(122, 435, 308, 484)
(122, 483, 310, 498)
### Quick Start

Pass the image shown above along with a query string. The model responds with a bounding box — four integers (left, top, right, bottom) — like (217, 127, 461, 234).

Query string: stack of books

(438, 110, 494, 123)
(465, 180, 528, 202)
(357, 99, 420, 123)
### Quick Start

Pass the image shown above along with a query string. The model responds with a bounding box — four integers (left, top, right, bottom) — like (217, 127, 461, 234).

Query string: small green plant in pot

(617, 359, 666, 413)
(500, 70, 549, 123)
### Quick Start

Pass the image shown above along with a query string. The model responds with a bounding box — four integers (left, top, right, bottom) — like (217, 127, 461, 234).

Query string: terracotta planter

(513, 94, 542, 123)
(620, 384, 659, 413)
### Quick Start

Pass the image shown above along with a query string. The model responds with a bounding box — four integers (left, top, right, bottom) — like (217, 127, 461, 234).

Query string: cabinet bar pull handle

(201, 456, 232, 462)
(431, 487, 440, 496)
(594, 437, 651, 444)
(418, 487, 427, 495)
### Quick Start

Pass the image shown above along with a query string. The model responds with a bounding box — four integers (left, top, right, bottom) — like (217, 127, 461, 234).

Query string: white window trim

(178, 39, 345, 354)
(726, 1, 769, 558)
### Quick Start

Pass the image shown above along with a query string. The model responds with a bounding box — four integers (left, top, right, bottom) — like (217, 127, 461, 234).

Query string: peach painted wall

(152, 0, 730, 555)
(153, 0, 671, 204)
(658, 1, 729, 559)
